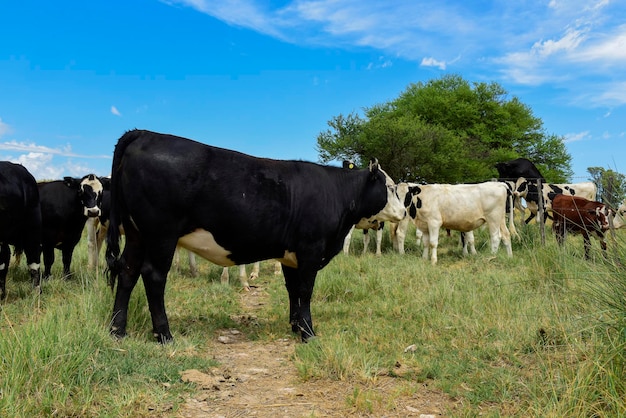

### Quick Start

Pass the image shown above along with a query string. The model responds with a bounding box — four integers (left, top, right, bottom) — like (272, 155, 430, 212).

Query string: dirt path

(175, 280, 457, 418)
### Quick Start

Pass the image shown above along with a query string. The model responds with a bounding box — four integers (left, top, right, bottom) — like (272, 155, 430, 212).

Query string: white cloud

(420, 57, 446, 70)
(1, 151, 103, 181)
(0, 118, 11, 138)
(570, 25, 626, 64)
(5, 152, 64, 180)
(530, 28, 587, 58)
(564, 131, 591, 143)
(0, 140, 109, 158)
(111, 105, 122, 116)
(166, 0, 626, 109)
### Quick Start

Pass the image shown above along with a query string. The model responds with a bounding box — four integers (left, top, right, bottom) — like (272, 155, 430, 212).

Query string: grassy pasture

(1, 220, 625, 417)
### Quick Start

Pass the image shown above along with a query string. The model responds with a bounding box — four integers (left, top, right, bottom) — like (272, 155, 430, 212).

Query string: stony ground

(171, 277, 461, 418)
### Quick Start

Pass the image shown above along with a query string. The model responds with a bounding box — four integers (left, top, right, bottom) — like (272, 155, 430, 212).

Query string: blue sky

(1, 0, 624, 181)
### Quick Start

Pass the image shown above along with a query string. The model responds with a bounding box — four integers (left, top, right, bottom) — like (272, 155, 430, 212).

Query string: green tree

(587, 167, 626, 207)
(316, 74, 572, 183)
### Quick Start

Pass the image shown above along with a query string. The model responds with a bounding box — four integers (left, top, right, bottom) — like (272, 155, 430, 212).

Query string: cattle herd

(1, 131, 624, 344)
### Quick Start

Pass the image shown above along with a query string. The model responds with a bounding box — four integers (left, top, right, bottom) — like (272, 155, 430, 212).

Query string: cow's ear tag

(349, 163, 354, 169)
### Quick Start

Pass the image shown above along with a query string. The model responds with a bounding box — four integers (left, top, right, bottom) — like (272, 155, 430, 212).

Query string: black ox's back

(106, 129, 405, 343)
(495, 158, 545, 182)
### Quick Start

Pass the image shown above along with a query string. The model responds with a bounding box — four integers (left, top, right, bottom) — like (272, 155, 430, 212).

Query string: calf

(399, 182, 513, 264)
(0, 162, 42, 298)
(514, 178, 597, 224)
(38, 175, 106, 279)
(105, 129, 406, 343)
(551, 194, 612, 259)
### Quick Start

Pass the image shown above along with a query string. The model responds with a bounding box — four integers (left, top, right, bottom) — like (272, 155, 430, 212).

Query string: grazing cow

(612, 200, 626, 230)
(0, 162, 42, 299)
(551, 194, 612, 259)
(514, 178, 597, 224)
(343, 219, 384, 255)
(38, 175, 106, 279)
(397, 182, 513, 264)
(105, 129, 406, 343)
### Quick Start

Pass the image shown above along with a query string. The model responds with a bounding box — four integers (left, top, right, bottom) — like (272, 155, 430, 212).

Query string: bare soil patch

(175, 280, 459, 418)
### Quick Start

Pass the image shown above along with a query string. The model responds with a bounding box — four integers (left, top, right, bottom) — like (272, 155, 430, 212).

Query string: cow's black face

(78, 174, 104, 218)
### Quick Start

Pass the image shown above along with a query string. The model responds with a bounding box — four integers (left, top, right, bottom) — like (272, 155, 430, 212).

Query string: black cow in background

(495, 158, 545, 182)
(39, 174, 107, 279)
(0, 161, 42, 299)
(495, 157, 545, 224)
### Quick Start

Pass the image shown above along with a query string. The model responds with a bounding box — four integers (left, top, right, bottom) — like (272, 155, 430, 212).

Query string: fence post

(537, 179, 545, 245)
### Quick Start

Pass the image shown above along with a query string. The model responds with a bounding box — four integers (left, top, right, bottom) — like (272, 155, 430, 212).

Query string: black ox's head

(63, 174, 110, 218)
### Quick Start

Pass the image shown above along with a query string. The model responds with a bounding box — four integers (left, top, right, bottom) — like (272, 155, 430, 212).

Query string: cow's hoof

(110, 327, 127, 340)
(155, 332, 173, 344)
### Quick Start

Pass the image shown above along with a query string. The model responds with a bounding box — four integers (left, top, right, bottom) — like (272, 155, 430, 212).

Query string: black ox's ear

(63, 176, 81, 189)
(342, 161, 356, 170)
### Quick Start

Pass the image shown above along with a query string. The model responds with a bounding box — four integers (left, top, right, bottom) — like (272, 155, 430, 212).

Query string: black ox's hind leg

(141, 239, 177, 344)
(282, 264, 317, 342)
(110, 237, 144, 340)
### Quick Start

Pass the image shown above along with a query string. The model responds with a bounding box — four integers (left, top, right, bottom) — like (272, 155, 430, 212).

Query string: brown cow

(551, 194, 612, 259)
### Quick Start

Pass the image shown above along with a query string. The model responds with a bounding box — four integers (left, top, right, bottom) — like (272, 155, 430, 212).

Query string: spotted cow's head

(367, 160, 406, 223)
(596, 204, 612, 232)
(63, 174, 109, 218)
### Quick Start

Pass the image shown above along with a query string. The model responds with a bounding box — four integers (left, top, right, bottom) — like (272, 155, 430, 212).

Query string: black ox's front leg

(282, 264, 317, 342)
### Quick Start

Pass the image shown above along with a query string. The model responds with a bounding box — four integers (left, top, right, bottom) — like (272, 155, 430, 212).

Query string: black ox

(38, 174, 107, 279)
(0, 161, 42, 299)
(495, 157, 545, 223)
(495, 157, 545, 182)
(106, 129, 406, 343)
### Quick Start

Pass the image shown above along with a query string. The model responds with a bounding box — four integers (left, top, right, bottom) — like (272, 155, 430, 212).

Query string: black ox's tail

(105, 129, 144, 289)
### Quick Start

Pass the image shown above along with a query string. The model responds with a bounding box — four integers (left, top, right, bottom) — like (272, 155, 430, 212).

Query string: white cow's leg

(249, 262, 260, 281)
(362, 230, 371, 255)
(220, 267, 229, 284)
(187, 251, 198, 277)
(488, 222, 502, 254)
(238, 265, 251, 291)
(462, 231, 476, 255)
(427, 224, 441, 265)
(86, 218, 98, 269)
(393, 217, 410, 254)
(343, 226, 355, 255)
(415, 228, 423, 248)
(375, 228, 383, 256)
(500, 220, 513, 257)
